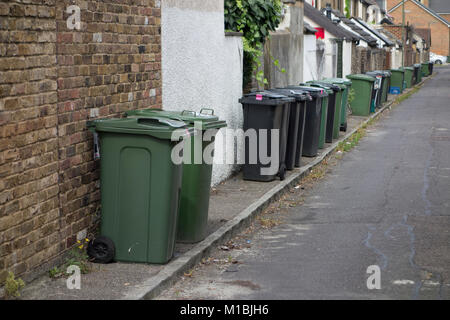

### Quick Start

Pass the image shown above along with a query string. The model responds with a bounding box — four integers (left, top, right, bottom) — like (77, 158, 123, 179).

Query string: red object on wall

(315, 27, 325, 39)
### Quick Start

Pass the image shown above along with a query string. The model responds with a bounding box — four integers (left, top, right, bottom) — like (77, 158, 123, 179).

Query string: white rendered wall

(303, 34, 318, 82)
(304, 16, 337, 79)
(161, 0, 244, 186)
(323, 32, 337, 79)
(343, 40, 353, 78)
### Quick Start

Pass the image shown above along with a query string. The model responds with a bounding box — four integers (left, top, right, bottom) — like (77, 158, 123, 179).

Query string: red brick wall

(440, 14, 450, 23)
(388, 0, 450, 56)
(0, 0, 161, 283)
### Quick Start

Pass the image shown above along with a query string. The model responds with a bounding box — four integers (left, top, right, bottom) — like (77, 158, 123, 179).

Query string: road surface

(159, 65, 450, 300)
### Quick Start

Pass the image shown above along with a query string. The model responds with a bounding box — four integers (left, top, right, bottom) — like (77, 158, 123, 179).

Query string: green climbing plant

(224, 0, 285, 88)
(345, 0, 351, 18)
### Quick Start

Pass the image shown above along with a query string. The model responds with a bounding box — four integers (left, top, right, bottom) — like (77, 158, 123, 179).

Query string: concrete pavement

(158, 66, 450, 300)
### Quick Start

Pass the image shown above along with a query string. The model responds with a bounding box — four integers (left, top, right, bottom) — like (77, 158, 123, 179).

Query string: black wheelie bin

(239, 91, 293, 181)
(268, 88, 309, 171)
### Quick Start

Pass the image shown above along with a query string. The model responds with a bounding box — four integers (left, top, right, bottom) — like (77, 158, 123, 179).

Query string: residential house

(318, 4, 394, 72)
(377, 28, 405, 68)
(428, 0, 450, 23)
(387, 0, 450, 56)
(303, 2, 358, 80)
(382, 23, 428, 65)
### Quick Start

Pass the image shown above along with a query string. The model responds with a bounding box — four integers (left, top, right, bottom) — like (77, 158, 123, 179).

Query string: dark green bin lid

(390, 68, 405, 73)
(367, 71, 388, 78)
(305, 81, 342, 92)
(286, 85, 328, 98)
(346, 74, 376, 82)
(322, 78, 352, 86)
(401, 67, 414, 71)
(304, 83, 334, 94)
(126, 108, 227, 130)
(374, 70, 392, 77)
(317, 81, 346, 90)
(268, 88, 310, 101)
(87, 117, 194, 141)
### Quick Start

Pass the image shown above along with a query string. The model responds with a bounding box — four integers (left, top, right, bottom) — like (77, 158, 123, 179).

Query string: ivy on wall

(225, 0, 284, 88)
(345, 0, 351, 19)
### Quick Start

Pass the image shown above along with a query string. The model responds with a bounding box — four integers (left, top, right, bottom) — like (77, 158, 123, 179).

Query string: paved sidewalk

(19, 78, 429, 300)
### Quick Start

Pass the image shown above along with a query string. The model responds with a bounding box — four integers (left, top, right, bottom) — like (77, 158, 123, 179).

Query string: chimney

(325, 3, 332, 20)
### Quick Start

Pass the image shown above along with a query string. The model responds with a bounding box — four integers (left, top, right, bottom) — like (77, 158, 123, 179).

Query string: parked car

(430, 52, 448, 64)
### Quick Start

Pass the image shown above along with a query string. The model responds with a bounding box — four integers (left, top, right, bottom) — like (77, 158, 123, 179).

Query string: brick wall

(351, 45, 387, 74)
(388, 0, 450, 56)
(440, 14, 450, 23)
(0, 0, 161, 283)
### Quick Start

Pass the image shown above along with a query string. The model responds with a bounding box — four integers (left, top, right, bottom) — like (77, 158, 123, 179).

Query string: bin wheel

(87, 236, 115, 264)
(278, 164, 287, 181)
(340, 123, 348, 132)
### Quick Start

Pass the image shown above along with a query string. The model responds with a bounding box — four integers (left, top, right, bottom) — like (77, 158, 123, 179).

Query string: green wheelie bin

(314, 86, 330, 148)
(126, 108, 227, 244)
(322, 78, 352, 132)
(305, 82, 335, 144)
(390, 69, 405, 94)
(346, 74, 376, 116)
(87, 117, 194, 264)
(401, 67, 414, 88)
(307, 81, 344, 140)
(421, 62, 430, 77)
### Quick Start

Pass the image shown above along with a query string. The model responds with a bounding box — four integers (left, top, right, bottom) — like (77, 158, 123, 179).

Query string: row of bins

(347, 62, 430, 118)
(239, 80, 351, 183)
(85, 61, 430, 265)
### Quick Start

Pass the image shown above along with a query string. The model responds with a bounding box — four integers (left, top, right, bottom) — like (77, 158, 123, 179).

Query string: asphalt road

(160, 65, 450, 300)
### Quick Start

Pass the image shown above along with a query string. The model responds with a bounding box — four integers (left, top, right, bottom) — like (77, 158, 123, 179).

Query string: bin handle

(200, 108, 215, 115)
(181, 110, 196, 116)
